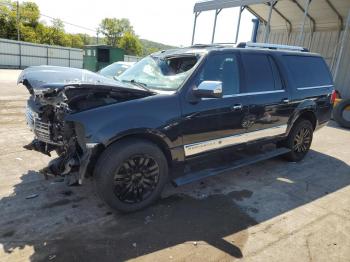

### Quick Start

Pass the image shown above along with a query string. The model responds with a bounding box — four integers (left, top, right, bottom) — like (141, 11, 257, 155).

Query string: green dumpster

(83, 45, 125, 72)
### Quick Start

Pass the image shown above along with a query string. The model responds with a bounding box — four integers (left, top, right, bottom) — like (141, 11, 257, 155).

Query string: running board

(172, 147, 291, 187)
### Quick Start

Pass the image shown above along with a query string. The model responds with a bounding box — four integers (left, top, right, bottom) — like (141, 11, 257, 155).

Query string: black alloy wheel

(114, 155, 160, 204)
(293, 127, 312, 153)
(94, 138, 168, 213)
(280, 119, 314, 162)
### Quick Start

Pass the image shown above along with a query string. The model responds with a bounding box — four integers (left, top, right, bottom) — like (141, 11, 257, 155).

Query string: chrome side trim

(297, 85, 333, 90)
(202, 90, 285, 100)
(223, 90, 285, 98)
(184, 124, 288, 157)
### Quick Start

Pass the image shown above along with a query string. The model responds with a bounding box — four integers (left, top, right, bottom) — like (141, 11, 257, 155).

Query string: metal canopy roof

(194, 0, 268, 12)
(194, 0, 350, 31)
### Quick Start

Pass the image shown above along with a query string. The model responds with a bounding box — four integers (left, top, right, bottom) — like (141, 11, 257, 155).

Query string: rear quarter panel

(276, 52, 333, 131)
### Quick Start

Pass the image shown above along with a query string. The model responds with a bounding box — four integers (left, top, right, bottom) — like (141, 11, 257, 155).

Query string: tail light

(330, 90, 337, 104)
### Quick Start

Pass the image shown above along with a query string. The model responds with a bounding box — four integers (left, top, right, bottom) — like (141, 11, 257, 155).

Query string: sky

(30, 0, 255, 47)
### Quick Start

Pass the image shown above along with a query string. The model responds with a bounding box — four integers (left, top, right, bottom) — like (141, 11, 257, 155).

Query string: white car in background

(99, 61, 135, 79)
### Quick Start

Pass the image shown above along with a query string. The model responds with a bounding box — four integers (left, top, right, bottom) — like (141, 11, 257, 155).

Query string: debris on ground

(144, 215, 153, 224)
(25, 194, 39, 199)
(61, 190, 73, 196)
(144, 216, 151, 224)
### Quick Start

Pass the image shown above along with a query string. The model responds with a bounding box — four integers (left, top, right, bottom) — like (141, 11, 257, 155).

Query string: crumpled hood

(17, 65, 150, 95)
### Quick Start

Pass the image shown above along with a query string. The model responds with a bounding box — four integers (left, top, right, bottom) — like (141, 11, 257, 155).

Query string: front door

(180, 51, 250, 158)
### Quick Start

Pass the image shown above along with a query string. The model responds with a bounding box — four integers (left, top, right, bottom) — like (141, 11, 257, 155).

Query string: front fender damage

(19, 66, 154, 185)
(42, 144, 100, 185)
(35, 135, 102, 186)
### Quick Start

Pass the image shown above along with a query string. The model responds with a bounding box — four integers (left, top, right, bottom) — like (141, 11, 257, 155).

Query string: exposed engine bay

(19, 66, 153, 184)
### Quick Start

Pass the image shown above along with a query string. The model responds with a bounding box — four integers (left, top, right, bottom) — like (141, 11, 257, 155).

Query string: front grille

(34, 120, 51, 143)
(25, 106, 62, 145)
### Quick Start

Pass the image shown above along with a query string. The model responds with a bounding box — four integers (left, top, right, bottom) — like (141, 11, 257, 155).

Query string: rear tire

(280, 120, 314, 162)
(94, 138, 168, 213)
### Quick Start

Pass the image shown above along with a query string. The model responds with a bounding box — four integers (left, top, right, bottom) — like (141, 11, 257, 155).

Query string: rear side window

(268, 56, 283, 90)
(283, 55, 332, 88)
(241, 53, 282, 93)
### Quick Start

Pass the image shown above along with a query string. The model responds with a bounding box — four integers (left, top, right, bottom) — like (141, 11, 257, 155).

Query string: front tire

(281, 119, 314, 162)
(94, 138, 168, 213)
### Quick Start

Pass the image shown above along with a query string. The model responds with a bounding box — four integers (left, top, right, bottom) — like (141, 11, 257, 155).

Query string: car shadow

(0, 149, 349, 261)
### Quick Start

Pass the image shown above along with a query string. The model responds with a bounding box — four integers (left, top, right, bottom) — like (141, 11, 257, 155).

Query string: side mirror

(193, 81, 223, 99)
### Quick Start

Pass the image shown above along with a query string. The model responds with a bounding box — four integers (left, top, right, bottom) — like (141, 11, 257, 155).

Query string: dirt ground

(0, 69, 349, 262)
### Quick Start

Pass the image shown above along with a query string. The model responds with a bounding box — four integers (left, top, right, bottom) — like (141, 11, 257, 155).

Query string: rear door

(240, 51, 293, 138)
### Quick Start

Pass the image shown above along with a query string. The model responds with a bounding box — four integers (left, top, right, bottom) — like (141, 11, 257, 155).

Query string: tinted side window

(268, 56, 283, 90)
(283, 55, 333, 88)
(199, 53, 240, 95)
(241, 53, 276, 93)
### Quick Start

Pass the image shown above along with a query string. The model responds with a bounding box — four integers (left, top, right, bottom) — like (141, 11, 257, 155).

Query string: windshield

(99, 63, 131, 78)
(117, 55, 199, 91)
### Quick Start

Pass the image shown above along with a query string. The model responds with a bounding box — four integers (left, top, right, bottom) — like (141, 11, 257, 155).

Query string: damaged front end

(19, 66, 153, 185)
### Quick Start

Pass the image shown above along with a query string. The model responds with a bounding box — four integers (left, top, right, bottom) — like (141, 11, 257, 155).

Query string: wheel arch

(118, 133, 173, 166)
(101, 130, 174, 168)
(288, 109, 318, 136)
(296, 110, 317, 130)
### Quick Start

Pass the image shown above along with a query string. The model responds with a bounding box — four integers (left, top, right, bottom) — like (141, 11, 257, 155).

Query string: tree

(98, 18, 134, 46)
(19, 2, 40, 27)
(47, 18, 70, 46)
(0, 1, 41, 42)
(118, 31, 142, 56)
(0, 1, 84, 48)
(67, 34, 84, 48)
(18, 2, 40, 42)
(0, 1, 17, 39)
(19, 23, 37, 43)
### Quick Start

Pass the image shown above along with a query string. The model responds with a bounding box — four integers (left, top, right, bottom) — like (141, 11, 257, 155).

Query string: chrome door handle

(282, 98, 290, 103)
(232, 104, 243, 110)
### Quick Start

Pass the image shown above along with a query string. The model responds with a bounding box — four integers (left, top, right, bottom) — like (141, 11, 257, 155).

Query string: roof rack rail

(238, 42, 309, 52)
(190, 43, 232, 48)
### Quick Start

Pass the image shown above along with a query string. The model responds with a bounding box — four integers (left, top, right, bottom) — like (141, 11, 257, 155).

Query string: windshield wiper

(121, 79, 152, 92)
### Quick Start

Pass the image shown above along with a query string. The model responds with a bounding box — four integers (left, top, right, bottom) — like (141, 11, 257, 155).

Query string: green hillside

(140, 39, 177, 55)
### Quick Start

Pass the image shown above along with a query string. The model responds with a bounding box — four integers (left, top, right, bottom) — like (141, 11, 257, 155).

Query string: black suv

(19, 42, 334, 212)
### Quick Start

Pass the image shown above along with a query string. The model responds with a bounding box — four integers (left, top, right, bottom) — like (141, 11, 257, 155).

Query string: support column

(264, 1, 274, 43)
(235, 6, 243, 44)
(46, 46, 49, 65)
(191, 12, 200, 45)
(334, 10, 350, 81)
(212, 9, 221, 44)
(298, 0, 311, 45)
